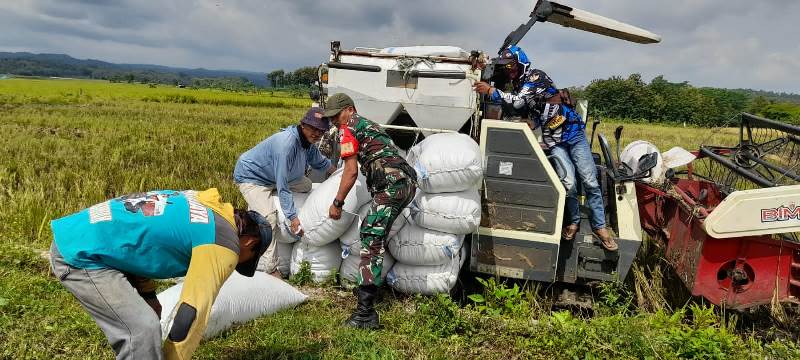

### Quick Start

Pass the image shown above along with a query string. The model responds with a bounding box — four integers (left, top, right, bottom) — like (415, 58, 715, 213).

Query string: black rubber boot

(344, 285, 379, 329)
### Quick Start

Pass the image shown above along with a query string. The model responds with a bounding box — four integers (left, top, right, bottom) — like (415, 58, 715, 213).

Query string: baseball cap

(322, 93, 355, 118)
(300, 107, 330, 132)
(235, 210, 272, 277)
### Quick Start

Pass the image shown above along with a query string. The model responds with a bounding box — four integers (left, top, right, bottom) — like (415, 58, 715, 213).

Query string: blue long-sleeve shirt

(233, 126, 331, 220)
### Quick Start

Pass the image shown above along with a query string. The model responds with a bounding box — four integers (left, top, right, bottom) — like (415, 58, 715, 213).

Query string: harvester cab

(317, 1, 661, 287)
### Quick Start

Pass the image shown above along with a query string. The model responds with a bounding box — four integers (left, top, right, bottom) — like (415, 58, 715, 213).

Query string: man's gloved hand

(473, 81, 494, 95)
(290, 217, 304, 237)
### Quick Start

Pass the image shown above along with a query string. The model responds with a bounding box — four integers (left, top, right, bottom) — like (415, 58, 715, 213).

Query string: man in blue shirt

(474, 46, 617, 251)
(233, 107, 335, 274)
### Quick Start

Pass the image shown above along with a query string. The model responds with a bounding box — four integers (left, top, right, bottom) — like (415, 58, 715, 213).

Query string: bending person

(234, 107, 335, 275)
(50, 188, 271, 359)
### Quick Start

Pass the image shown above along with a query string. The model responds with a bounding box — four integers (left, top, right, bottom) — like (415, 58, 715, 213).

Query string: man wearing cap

(474, 45, 618, 251)
(324, 93, 417, 329)
(49, 188, 271, 359)
(233, 107, 335, 275)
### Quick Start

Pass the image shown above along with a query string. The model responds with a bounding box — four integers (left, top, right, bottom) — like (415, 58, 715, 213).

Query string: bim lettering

(761, 203, 800, 223)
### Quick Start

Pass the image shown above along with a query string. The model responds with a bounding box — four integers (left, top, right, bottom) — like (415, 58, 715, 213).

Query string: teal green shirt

(51, 190, 235, 279)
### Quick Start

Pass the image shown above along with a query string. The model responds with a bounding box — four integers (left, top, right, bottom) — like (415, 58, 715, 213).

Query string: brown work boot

(593, 228, 618, 251)
(561, 224, 579, 241)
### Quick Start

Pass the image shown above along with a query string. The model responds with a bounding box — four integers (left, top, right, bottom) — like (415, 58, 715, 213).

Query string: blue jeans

(549, 133, 606, 230)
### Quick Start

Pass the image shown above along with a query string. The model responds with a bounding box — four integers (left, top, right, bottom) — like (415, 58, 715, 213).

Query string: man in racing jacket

(474, 45, 617, 251)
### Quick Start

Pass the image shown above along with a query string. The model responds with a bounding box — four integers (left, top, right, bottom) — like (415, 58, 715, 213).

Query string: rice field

(0, 78, 796, 359)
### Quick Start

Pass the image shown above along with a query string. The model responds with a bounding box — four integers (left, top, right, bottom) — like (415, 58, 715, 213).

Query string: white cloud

(1, 0, 798, 92)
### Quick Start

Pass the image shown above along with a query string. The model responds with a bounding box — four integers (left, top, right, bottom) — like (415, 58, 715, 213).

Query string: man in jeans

(50, 188, 271, 359)
(234, 107, 335, 275)
(474, 45, 617, 251)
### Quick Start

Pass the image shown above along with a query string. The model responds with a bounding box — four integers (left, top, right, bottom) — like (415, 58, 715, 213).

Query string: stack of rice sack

(337, 206, 407, 288)
(386, 133, 483, 295)
(257, 191, 309, 278)
(270, 169, 371, 283)
(259, 197, 296, 277)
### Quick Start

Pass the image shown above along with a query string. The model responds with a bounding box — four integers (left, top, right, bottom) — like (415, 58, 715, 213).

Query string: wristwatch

(333, 199, 345, 208)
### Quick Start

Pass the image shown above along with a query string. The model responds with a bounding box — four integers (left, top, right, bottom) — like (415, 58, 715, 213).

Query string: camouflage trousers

(358, 165, 416, 286)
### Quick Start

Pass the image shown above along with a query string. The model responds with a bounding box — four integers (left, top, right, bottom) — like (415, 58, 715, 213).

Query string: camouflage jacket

(339, 113, 407, 176)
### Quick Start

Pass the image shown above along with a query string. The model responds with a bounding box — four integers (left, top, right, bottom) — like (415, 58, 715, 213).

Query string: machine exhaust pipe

(589, 118, 601, 150)
(614, 125, 624, 165)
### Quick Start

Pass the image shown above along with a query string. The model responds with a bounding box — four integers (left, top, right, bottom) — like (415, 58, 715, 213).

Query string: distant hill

(0, 52, 269, 87)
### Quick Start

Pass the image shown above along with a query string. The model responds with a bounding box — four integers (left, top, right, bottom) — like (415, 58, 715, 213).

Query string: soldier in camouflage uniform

(324, 93, 417, 329)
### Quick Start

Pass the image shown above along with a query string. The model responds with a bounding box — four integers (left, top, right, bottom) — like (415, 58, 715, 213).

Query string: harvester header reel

(694, 113, 800, 195)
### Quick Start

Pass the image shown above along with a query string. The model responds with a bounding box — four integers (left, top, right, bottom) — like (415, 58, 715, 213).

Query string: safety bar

(327, 63, 381, 72)
(408, 70, 467, 79)
(742, 113, 800, 137)
(337, 50, 474, 64)
(378, 124, 457, 133)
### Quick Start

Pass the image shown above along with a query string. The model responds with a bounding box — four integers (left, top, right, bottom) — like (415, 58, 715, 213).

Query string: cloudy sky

(2, 0, 799, 93)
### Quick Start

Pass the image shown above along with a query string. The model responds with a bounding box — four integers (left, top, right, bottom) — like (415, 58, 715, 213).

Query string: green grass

(0, 78, 309, 108)
(590, 118, 740, 151)
(1, 78, 797, 359)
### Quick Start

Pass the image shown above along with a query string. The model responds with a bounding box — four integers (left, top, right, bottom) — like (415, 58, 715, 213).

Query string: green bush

(415, 294, 473, 338)
(762, 102, 800, 124)
(655, 305, 746, 360)
(597, 277, 634, 316)
(289, 261, 313, 286)
(468, 277, 530, 317)
(585, 74, 766, 127)
(321, 266, 340, 287)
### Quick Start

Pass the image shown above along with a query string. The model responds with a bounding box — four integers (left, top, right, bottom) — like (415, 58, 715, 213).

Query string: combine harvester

(315, 0, 800, 310)
(633, 113, 800, 309)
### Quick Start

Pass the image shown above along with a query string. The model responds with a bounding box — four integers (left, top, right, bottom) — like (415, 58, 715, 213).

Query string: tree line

(576, 74, 800, 126)
(266, 66, 317, 88)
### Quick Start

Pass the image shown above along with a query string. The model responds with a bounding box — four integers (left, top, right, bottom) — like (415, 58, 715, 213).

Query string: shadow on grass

(214, 343, 327, 360)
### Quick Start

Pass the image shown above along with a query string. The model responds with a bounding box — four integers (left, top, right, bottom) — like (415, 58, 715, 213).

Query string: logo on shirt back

(183, 191, 210, 224)
(120, 191, 178, 217)
(88, 201, 112, 223)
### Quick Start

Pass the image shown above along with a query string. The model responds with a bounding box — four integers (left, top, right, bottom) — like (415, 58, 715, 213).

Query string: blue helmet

(497, 45, 531, 78)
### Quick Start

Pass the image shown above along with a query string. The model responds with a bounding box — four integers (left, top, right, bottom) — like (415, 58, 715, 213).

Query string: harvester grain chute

(316, 0, 800, 310)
